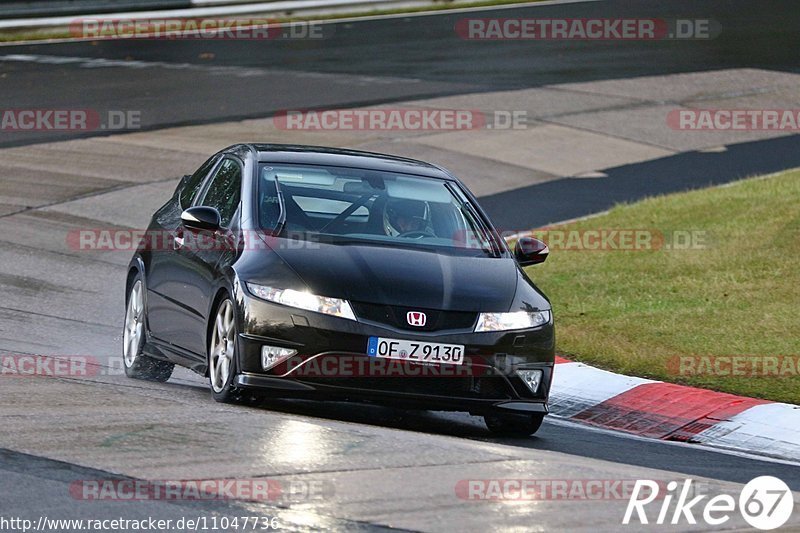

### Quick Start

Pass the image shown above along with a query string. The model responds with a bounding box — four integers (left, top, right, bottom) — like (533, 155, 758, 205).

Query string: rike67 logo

(624, 476, 794, 530)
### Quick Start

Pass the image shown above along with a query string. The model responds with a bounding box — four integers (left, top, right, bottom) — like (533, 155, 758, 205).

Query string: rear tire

(208, 297, 244, 403)
(123, 275, 174, 382)
(484, 412, 544, 437)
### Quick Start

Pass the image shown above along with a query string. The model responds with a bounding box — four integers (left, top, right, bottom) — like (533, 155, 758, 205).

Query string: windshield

(257, 163, 502, 256)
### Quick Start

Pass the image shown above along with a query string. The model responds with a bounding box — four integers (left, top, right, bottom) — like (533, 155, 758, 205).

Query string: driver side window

(198, 158, 242, 228)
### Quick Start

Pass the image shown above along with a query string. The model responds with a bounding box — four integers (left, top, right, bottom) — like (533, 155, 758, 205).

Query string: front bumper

(234, 291, 555, 414)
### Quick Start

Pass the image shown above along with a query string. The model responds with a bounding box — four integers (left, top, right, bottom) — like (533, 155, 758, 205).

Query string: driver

(384, 198, 429, 236)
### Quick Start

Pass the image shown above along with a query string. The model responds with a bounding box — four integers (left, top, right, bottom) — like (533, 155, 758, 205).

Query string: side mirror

(514, 236, 549, 266)
(181, 206, 221, 231)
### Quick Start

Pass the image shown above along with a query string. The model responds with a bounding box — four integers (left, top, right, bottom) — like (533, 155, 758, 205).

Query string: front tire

(123, 276, 174, 382)
(484, 412, 544, 437)
(208, 297, 243, 403)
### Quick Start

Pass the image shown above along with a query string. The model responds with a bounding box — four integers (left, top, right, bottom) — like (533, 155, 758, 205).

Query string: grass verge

(525, 169, 800, 404)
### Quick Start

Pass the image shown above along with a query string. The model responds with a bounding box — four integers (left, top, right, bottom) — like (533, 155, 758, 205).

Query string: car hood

(270, 242, 520, 312)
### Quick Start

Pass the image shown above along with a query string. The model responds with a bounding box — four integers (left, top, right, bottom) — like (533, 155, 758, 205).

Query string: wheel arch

(126, 256, 146, 295)
(125, 256, 152, 343)
(205, 286, 234, 376)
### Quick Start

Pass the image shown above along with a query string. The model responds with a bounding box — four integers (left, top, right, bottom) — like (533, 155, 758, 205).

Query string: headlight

(474, 310, 551, 332)
(246, 283, 357, 321)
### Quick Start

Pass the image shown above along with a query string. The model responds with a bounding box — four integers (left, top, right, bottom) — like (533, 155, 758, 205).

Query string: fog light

(261, 346, 297, 371)
(515, 369, 543, 393)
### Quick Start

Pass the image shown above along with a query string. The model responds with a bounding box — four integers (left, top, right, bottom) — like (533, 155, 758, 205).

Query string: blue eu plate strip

(367, 336, 378, 357)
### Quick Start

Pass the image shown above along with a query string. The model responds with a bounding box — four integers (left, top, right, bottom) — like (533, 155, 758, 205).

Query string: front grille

(305, 376, 514, 400)
(351, 302, 477, 332)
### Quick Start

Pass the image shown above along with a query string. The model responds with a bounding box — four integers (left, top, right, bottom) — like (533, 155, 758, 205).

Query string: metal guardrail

(0, 1, 193, 19)
(0, 0, 427, 30)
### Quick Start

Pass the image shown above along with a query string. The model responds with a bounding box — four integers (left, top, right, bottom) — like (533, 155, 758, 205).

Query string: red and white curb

(549, 357, 800, 462)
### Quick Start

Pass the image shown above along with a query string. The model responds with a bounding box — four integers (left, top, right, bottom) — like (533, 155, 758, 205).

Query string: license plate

(367, 337, 464, 365)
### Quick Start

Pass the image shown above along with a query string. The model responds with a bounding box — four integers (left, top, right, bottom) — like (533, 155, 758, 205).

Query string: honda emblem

(406, 311, 427, 327)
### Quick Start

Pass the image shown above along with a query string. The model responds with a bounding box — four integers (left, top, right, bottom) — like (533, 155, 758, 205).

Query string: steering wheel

(398, 229, 436, 239)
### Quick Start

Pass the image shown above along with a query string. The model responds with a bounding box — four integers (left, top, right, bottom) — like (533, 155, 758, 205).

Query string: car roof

(231, 143, 455, 180)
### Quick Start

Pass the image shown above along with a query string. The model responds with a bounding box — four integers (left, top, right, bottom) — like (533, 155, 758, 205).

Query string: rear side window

(199, 158, 242, 227)
(180, 155, 218, 208)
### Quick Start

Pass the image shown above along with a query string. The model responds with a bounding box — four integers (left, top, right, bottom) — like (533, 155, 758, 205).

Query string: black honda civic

(124, 144, 554, 436)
